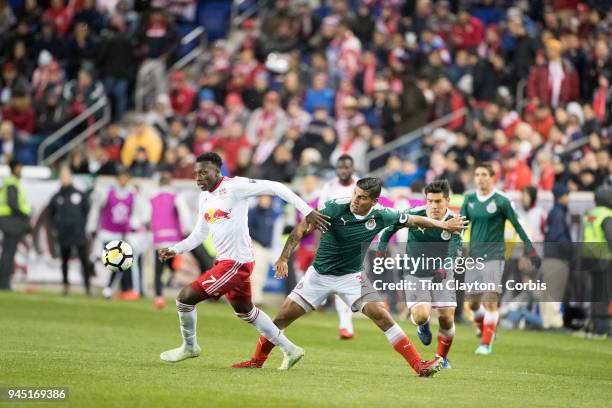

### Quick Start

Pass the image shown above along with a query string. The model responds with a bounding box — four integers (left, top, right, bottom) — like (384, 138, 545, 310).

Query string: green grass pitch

(1, 292, 611, 407)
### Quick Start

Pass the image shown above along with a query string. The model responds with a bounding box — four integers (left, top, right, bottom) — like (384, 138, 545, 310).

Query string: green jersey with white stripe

(379, 206, 463, 277)
(460, 190, 533, 260)
(313, 198, 404, 276)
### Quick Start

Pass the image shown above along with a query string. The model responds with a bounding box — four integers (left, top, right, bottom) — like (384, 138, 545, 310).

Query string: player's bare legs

(468, 294, 485, 337)
(160, 285, 206, 362)
(361, 302, 442, 377)
(232, 297, 307, 369)
(408, 304, 455, 367)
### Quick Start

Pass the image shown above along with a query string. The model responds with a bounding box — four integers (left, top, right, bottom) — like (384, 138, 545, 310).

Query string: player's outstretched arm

(158, 248, 177, 262)
(274, 220, 311, 279)
(233, 178, 331, 232)
(405, 215, 468, 233)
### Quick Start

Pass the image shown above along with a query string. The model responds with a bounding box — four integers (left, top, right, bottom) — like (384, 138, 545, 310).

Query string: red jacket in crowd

(527, 61, 580, 107)
(2, 106, 35, 134)
(504, 160, 533, 191)
(170, 85, 196, 116)
(452, 17, 485, 50)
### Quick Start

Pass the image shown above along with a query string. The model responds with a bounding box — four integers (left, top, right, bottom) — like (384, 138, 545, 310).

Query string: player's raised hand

(443, 216, 469, 233)
(274, 258, 289, 279)
(158, 248, 177, 262)
(305, 210, 331, 233)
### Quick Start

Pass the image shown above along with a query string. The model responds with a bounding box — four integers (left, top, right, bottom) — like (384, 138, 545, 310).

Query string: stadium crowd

(0, 0, 610, 193)
(0, 1, 611, 335)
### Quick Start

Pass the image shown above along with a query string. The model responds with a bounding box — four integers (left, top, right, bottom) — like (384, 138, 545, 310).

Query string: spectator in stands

(62, 68, 104, 120)
(1, 62, 29, 106)
(98, 13, 137, 122)
(221, 92, 249, 129)
(171, 142, 195, 179)
(129, 147, 155, 178)
(68, 147, 89, 174)
(261, 144, 296, 183)
(65, 21, 97, 80)
(241, 69, 269, 111)
(246, 90, 287, 146)
(304, 72, 335, 115)
(193, 88, 224, 132)
(146, 94, 172, 136)
(214, 122, 250, 176)
(583, 40, 612, 102)
(34, 87, 66, 135)
(431, 77, 465, 131)
(99, 123, 124, 163)
(15, 0, 41, 32)
(73, 0, 104, 34)
(42, 0, 75, 38)
(8, 39, 35, 81)
(335, 95, 365, 143)
(503, 152, 533, 191)
(135, 8, 179, 107)
(168, 70, 195, 117)
(121, 117, 162, 167)
(2, 91, 35, 134)
(527, 39, 580, 108)
(33, 19, 65, 61)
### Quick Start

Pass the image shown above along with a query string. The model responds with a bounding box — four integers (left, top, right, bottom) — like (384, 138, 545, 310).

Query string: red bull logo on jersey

(204, 208, 231, 224)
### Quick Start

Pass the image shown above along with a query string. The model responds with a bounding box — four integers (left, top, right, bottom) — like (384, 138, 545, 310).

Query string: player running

(378, 180, 461, 369)
(318, 154, 360, 340)
(157, 152, 330, 369)
(232, 177, 468, 377)
(461, 163, 541, 355)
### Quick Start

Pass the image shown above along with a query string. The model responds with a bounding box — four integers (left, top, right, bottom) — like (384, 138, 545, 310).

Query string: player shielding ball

(378, 180, 461, 369)
(461, 163, 541, 355)
(232, 178, 468, 377)
(157, 152, 330, 369)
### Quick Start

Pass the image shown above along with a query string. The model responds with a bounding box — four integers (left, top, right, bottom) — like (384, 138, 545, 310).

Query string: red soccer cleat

(417, 357, 443, 377)
(338, 329, 354, 340)
(231, 359, 264, 369)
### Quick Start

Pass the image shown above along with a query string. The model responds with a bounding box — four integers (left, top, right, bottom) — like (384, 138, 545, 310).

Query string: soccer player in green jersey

(232, 177, 468, 377)
(378, 180, 462, 369)
(461, 163, 542, 355)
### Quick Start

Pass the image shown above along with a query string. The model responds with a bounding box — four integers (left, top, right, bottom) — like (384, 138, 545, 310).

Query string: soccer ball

(102, 240, 133, 273)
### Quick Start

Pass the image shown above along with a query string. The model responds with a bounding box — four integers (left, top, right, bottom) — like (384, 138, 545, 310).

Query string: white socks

(335, 296, 354, 333)
(384, 323, 407, 346)
(237, 307, 296, 354)
(176, 300, 198, 349)
(484, 310, 499, 325)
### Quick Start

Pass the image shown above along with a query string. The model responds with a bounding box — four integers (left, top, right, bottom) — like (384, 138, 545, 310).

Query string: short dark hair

(337, 154, 354, 164)
(475, 162, 495, 176)
(356, 177, 383, 199)
(196, 152, 223, 168)
(8, 159, 21, 174)
(424, 180, 450, 197)
(449, 179, 465, 195)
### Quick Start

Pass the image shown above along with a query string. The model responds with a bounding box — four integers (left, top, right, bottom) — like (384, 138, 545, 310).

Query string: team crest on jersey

(441, 230, 452, 240)
(486, 201, 497, 214)
(365, 218, 376, 230)
(70, 192, 82, 205)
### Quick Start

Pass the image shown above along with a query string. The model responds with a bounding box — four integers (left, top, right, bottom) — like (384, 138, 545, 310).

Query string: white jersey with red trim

(170, 177, 313, 263)
(317, 175, 360, 210)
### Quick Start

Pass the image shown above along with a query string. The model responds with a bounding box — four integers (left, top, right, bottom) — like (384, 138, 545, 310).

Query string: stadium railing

(230, 0, 263, 29)
(366, 107, 469, 175)
(135, 26, 208, 112)
(515, 78, 528, 114)
(37, 95, 111, 166)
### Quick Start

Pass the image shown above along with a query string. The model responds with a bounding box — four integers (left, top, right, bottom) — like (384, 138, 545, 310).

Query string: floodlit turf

(1, 292, 611, 408)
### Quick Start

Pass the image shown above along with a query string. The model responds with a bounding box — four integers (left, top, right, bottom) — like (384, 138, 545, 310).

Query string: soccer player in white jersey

(157, 153, 330, 369)
(318, 154, 360, 339)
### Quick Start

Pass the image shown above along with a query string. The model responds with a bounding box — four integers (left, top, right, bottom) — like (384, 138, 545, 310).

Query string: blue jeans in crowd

(103, 76, 129, 122)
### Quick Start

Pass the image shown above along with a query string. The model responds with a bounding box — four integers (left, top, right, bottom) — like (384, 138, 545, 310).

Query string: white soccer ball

(102, 240, 134, 273)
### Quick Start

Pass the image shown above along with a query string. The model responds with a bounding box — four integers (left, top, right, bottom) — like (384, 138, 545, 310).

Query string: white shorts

(404, 274, 457, 310)
(464, 260, 505, 294)
(288, 266, 382, 313)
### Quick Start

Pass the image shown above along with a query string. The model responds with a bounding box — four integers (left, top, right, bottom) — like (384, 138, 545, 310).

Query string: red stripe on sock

(436, 334, 454, 358)
(481, 322, 496, 345)
(392, 336, 421, 372)
(253, 335, 275, 362)
(474, 315, 484, 333)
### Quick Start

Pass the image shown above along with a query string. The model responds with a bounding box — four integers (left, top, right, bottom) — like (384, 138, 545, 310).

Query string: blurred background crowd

(0, 0, 611, 335)
(0, 0, 610, 192)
